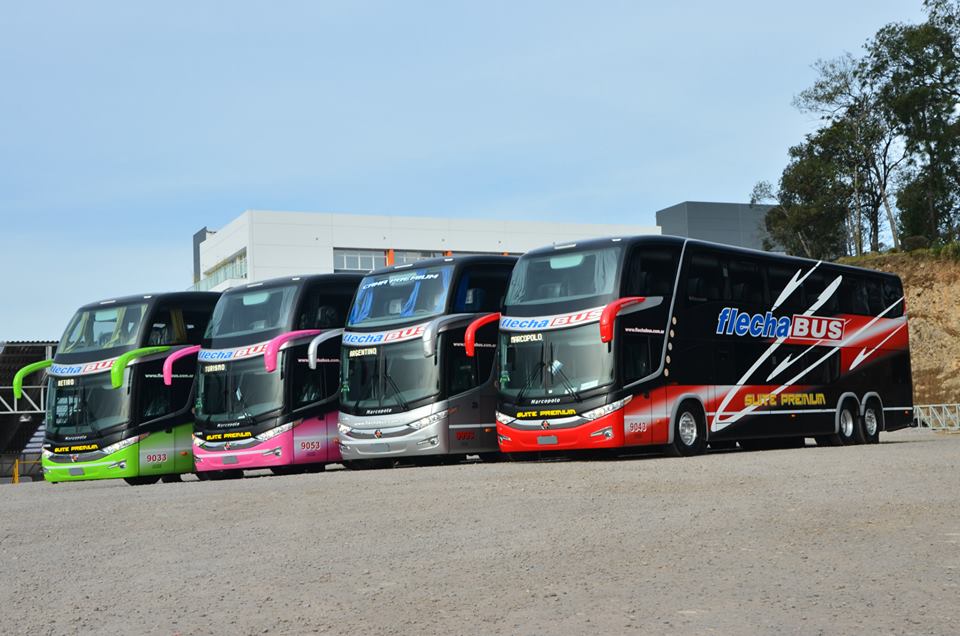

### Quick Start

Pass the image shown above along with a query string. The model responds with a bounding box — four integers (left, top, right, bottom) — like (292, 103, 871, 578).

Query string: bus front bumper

(338, 422, 448, 459)
(194, 432, 294, 472)
(496, 410, 625, 453)
(42, 445, 140, 482)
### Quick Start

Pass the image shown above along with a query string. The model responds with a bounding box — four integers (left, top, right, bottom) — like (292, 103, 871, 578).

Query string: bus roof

(366, 254, 518, 277)
(222, 272, 365, 295)
(75, 291, 221, 311)
(520, 235, 902, 281)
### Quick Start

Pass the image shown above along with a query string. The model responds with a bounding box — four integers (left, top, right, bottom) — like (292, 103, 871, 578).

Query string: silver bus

(334, 255, 516, 468)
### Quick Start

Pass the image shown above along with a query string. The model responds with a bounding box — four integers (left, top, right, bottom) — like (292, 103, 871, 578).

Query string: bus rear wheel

(124, 476, 161, 486)
(860, 400, 882, 444)
(666, 401, 706, 457)
(838, 401, 860, 445)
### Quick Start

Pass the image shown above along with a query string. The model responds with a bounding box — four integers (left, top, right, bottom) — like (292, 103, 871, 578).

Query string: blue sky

(0, 1, 925, 340)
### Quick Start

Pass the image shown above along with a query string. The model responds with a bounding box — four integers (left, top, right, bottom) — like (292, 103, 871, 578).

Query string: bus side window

(840, 276, 870, 315)
(444, 327, 478, 396)
(685, 253, 725, 303)
(183, 307, 213, 344)
(766, 264, 806, 314)
(453, 266, 513, 313)
(297, 287, 353, 330)
(864, 278, 884, 316)
(883, 279, 905, 318)
(290, 338, 340, 408)
(137, 359, 192, 422)
(622, 329, 653, 384)
(727, 260, 764, 308)
(803, 270, 840, 315)
(146, 305, 189, 346)
(623, 248, 680, 297)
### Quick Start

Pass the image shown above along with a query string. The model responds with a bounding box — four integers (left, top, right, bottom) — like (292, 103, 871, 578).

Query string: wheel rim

(864, 408, 878, 437)
(678, 412, 698, 446)
(840, 409, 854, 438)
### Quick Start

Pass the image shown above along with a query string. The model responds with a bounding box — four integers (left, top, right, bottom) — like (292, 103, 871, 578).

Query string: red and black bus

(467, 236, 913, 456)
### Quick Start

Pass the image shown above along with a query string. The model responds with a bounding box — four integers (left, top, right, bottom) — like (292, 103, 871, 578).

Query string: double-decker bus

(13, 292, 219, 485)
(189, 274, 361, 478)
(477, 236, 912, 456)
(337, 255, 516, 468)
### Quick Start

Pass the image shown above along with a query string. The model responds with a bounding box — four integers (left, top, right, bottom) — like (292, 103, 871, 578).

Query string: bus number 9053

(299, 441, 322, 451)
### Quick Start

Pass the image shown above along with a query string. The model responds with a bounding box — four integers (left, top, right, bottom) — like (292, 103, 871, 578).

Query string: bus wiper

(516, 341, 546, 403)
(549, 342, 582, 402)
(381, 368, 410, 411)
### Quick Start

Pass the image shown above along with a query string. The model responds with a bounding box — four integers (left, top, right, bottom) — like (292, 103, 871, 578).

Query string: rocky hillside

(841, 252, 960, 404)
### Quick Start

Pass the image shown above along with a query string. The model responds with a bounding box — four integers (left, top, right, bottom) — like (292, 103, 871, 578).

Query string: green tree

(794, 54, 907, 251)
(753, 125, 851, 260)
(865, 0, 960, 241)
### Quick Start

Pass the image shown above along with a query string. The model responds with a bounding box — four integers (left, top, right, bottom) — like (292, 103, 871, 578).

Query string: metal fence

(913, 404, 960, 431)
(0, 384, 47, 415)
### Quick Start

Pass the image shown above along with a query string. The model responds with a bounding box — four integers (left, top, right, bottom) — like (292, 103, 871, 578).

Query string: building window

(192, 249, 247, 291)
(393, 250, 443, 265)
(334, 249, 388, 273)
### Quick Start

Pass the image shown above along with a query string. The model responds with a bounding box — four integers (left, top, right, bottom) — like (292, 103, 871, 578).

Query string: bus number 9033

(145, 453, 168, 463)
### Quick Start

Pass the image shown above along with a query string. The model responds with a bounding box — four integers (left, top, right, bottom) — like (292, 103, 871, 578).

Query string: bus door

(445, 324, 499, 453)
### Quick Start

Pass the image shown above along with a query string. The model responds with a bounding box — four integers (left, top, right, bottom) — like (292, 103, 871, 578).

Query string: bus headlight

(101, 434, 145, 455)
(256, 422, 295, 442)
(581, 396, 632, 422)
(408, 410, 448, 431)
(495, 411, 514, 425)
(338, 423, 351, 436)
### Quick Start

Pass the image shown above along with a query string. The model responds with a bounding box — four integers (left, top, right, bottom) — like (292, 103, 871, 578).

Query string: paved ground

(2, 429, 959, 635)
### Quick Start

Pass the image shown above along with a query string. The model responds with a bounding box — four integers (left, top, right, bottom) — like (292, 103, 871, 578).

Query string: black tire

(837, 400, 860, 445)
(859, 399, 882, 444)
(666, 401, 706, 457)
(160, 474, 183, 483)
(124, 476, 161, 486)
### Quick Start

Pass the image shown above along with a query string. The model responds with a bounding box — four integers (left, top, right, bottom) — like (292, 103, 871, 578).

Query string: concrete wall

(196, 210, 660, 290)
(656, 201, 774, 250)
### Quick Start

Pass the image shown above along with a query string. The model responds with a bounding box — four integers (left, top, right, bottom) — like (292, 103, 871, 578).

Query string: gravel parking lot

(2, 429, 959, 635)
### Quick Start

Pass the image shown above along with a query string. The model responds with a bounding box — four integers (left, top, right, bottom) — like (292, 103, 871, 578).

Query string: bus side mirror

(599, 297, 646, 344)
(13, 359, 53, 399)
(307, 329, 344, 369)
(465, 312, 500, 357)
(110, 346, 172, 389)
(264, 329, 324, 373)
(163, 345, 201, 386)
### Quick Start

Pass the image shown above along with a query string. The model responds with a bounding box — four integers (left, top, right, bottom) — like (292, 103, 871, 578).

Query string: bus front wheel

(667, 401, 706, 457)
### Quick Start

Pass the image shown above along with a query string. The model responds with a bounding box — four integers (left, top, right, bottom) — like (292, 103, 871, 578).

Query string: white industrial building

(191, 210, 661, 291)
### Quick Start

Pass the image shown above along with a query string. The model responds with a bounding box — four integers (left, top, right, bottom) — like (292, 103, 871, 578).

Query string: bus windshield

(340, 340, 441, 413)
(348, 266, 454, 329)
(46, 374, 131, 437)
(58, 303, 148, 354)
(498, 322, 615, 401)
(505, 247, 622, 307)
(195, 356, 283, 425)
(206, 285, 298, 342)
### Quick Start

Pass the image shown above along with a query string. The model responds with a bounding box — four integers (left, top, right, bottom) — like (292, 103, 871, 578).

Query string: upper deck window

(58, 303, 148, 354)
(206, 285, 298, 340)
(505, 247, 621, 306)
(348, 265, 454, 328)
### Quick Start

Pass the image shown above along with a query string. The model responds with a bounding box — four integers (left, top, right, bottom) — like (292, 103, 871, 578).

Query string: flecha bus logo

(716, 307, 843, 341)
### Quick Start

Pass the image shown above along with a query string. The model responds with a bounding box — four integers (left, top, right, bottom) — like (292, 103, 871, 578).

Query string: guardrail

(0, 384, 47, 415)
(914, 404, 960, 431)
(0, 456, 42, 484)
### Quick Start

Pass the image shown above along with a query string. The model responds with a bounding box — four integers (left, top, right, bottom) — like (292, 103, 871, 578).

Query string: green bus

(13, 292, 219, 485)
